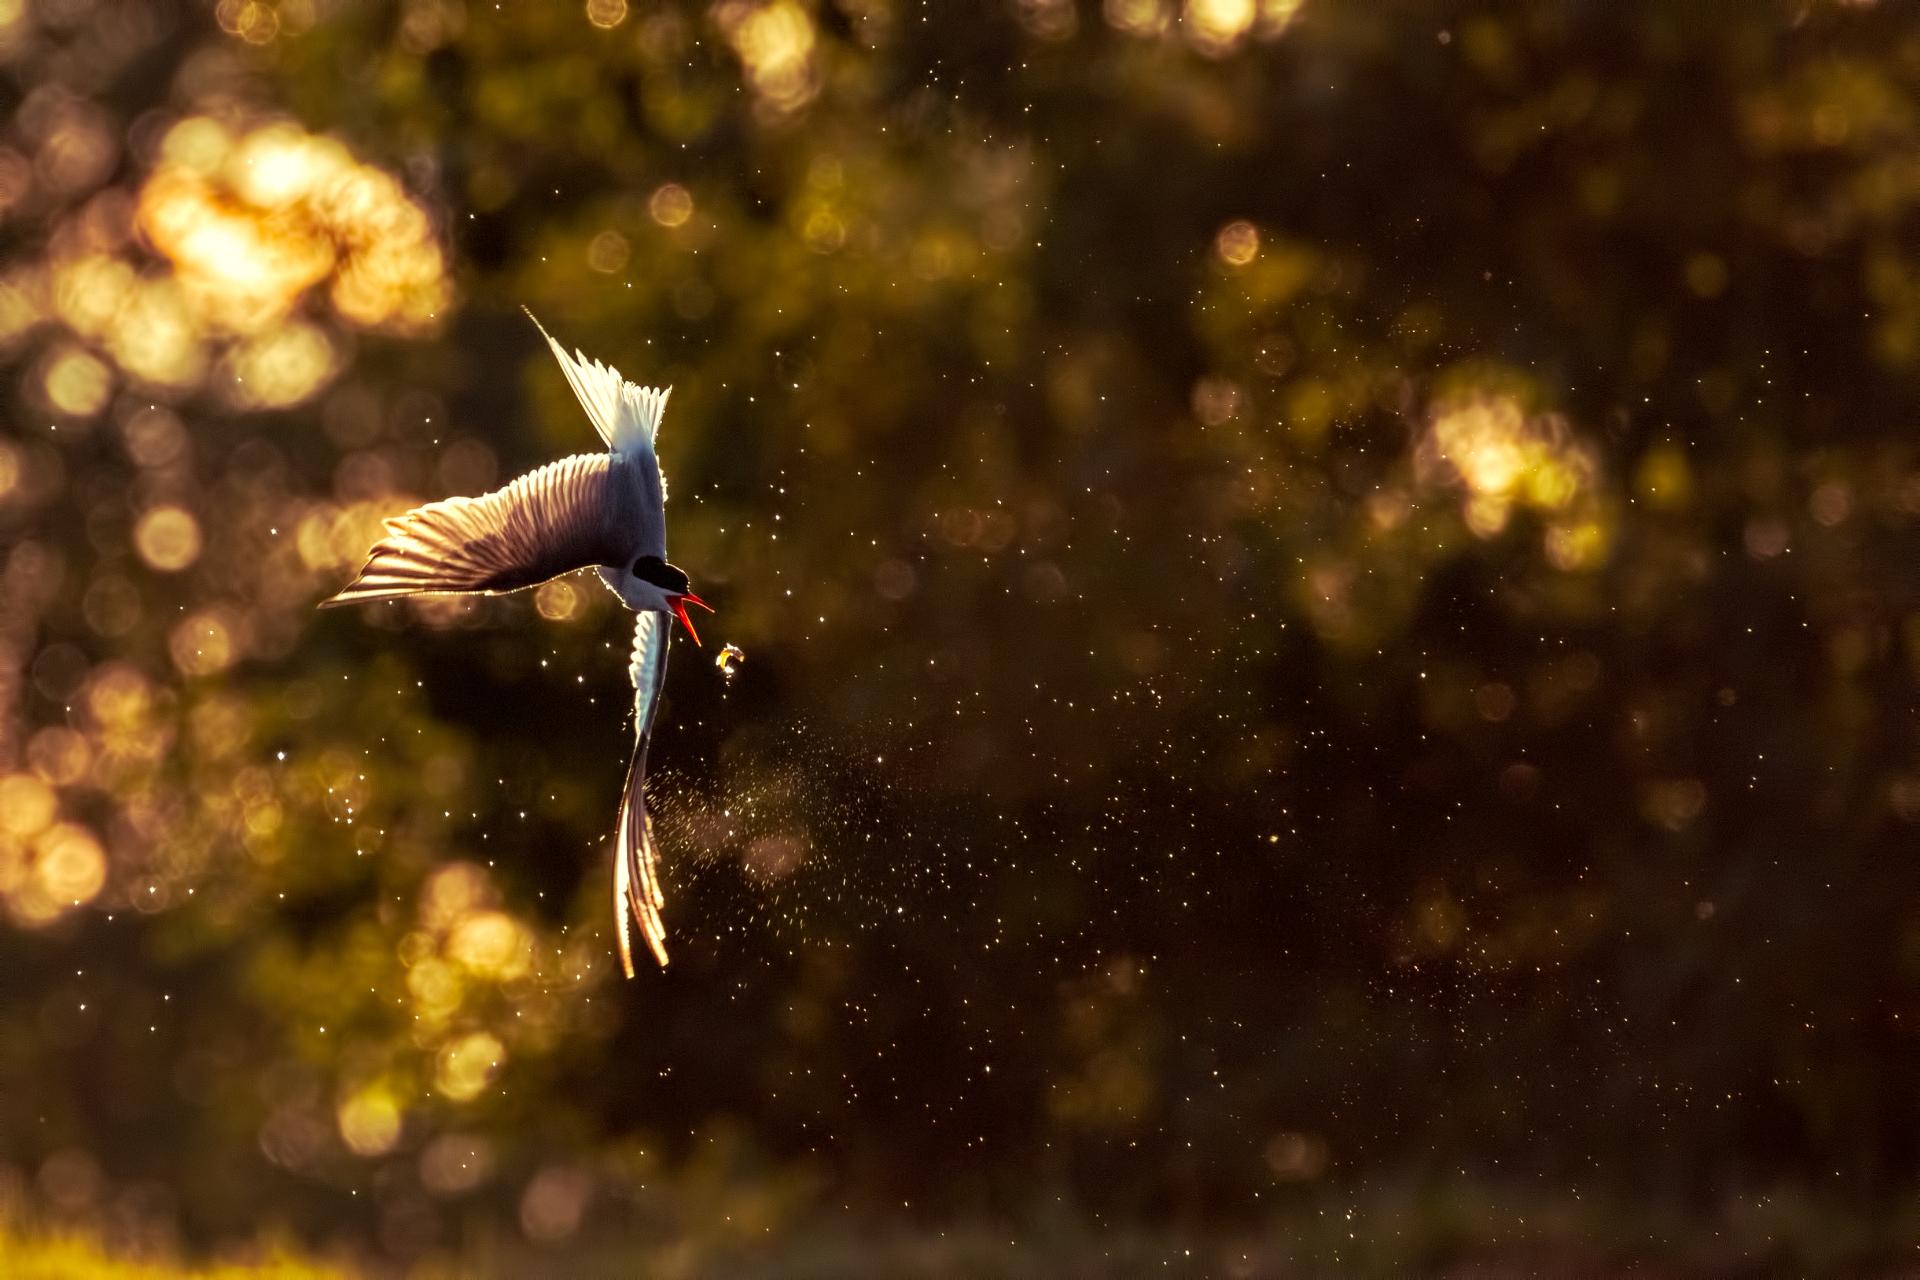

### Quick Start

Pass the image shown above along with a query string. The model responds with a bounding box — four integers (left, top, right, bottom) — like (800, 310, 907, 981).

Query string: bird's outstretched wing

(322, 453, 639, 607)
(614, 609, 672, 975)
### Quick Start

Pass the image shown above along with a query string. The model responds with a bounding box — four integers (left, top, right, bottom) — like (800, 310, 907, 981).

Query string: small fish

(716, 643, 746, 683)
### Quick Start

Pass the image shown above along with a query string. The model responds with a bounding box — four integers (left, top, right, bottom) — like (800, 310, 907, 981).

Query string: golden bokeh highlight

(213, 0, 316, 44)
(169, 609, 240, 677)
(534, 578, 582, 621)
(1, 821, 107, 925)
(712, 0, 818, 116)
(0, 773, 57, 839)
(1185, 0, 1254, 56)
(1420, 392, 1602, 552)
(296, 500, 405, 578)
(106, 279, 207, 389)
(586, 229, 630, 274)
(447, 910, 532, 981)
(586, 0, 628, 28)
(421, 861, 491, 932)
(42, 345, 112, 416)
(138, 178, 330, 335)
(1106, 0, 1171, 37)
(18, 112, 448, 434)
(0, 270, 41, 347)
(435, 1031, 505, 1102)
(1261, 0, 1305, 33)
(139, 119, 447, 336)
(38, 823, 108, 909)
(225, 321, 336, 409)
(1215, 219, 1260, 267)
(803, 206, 846, 254)
(133, 506, 203, 572)
(85, 663, 154, 732)
(406, 957, 464, 1026)
(52, 255, 130, 337)
(649, 182, 694, 228)
(337, 1083, 403, 1157)
(1635, 443, 1693, 510)
(1181, 0, 1303, 54)
(1544, 518, 1608, 572)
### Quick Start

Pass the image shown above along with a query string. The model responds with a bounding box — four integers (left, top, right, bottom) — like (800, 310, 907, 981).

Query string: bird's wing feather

(321, 453, 637, 607)
(614, 609, 672, 975)
(525, 308, 670, 459)
(525, 310, 670, 552)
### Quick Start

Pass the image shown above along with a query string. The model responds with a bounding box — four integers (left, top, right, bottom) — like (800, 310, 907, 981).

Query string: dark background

(1, 0, 1918, 1273)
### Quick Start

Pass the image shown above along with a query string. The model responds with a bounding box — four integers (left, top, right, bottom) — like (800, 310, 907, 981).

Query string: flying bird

(322, 311, 710, 976)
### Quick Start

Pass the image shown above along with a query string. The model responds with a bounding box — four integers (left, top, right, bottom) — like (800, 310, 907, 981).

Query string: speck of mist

(644, 718, 970, 957)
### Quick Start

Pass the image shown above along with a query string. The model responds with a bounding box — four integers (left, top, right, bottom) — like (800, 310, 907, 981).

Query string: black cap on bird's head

(632, 555, 712, 644)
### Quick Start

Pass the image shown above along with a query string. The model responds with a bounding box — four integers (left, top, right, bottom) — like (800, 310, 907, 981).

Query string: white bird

(321, 311, 710, 976)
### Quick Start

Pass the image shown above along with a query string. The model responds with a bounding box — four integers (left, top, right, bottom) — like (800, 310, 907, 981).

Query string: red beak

(668, 592, 712, 645)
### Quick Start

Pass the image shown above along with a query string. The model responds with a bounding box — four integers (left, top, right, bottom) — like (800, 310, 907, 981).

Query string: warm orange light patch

(133, 506, 203, 572)
(712, 0, 818, 116)
(1422, 393, 1603, 549)
(337, 1082, 403, 1157)
(137, 119, 448, 338)
(1, 821, 107, 925)
(435, 1031, 505, 1101)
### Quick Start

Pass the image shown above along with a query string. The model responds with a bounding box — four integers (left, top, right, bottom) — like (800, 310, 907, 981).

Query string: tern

(322, 311, 709, 976)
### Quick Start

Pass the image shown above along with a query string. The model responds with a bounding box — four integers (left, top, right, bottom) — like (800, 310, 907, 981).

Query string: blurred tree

(0, 0, 1917, 1272)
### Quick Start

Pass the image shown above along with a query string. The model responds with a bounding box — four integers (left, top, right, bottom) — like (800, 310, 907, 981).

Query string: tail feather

(524, 307, 670, 456)
(613, 742, 668, 977)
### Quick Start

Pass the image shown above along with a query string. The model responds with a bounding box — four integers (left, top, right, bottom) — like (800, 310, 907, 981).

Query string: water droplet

(715, 643, 746, 684)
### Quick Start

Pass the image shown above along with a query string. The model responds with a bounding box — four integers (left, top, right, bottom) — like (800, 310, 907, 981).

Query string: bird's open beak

(668, 592, 712, 645)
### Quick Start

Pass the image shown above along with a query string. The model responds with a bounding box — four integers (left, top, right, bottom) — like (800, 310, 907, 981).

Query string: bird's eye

(631, 556, 686, 591)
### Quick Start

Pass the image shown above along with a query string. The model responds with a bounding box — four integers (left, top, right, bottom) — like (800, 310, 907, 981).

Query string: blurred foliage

(1, 0, 1919, 1273)
(0, 1223, 341, 1279)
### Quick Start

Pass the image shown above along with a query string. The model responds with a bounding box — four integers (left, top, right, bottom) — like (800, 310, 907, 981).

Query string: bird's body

(322, 312, 707, 975)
